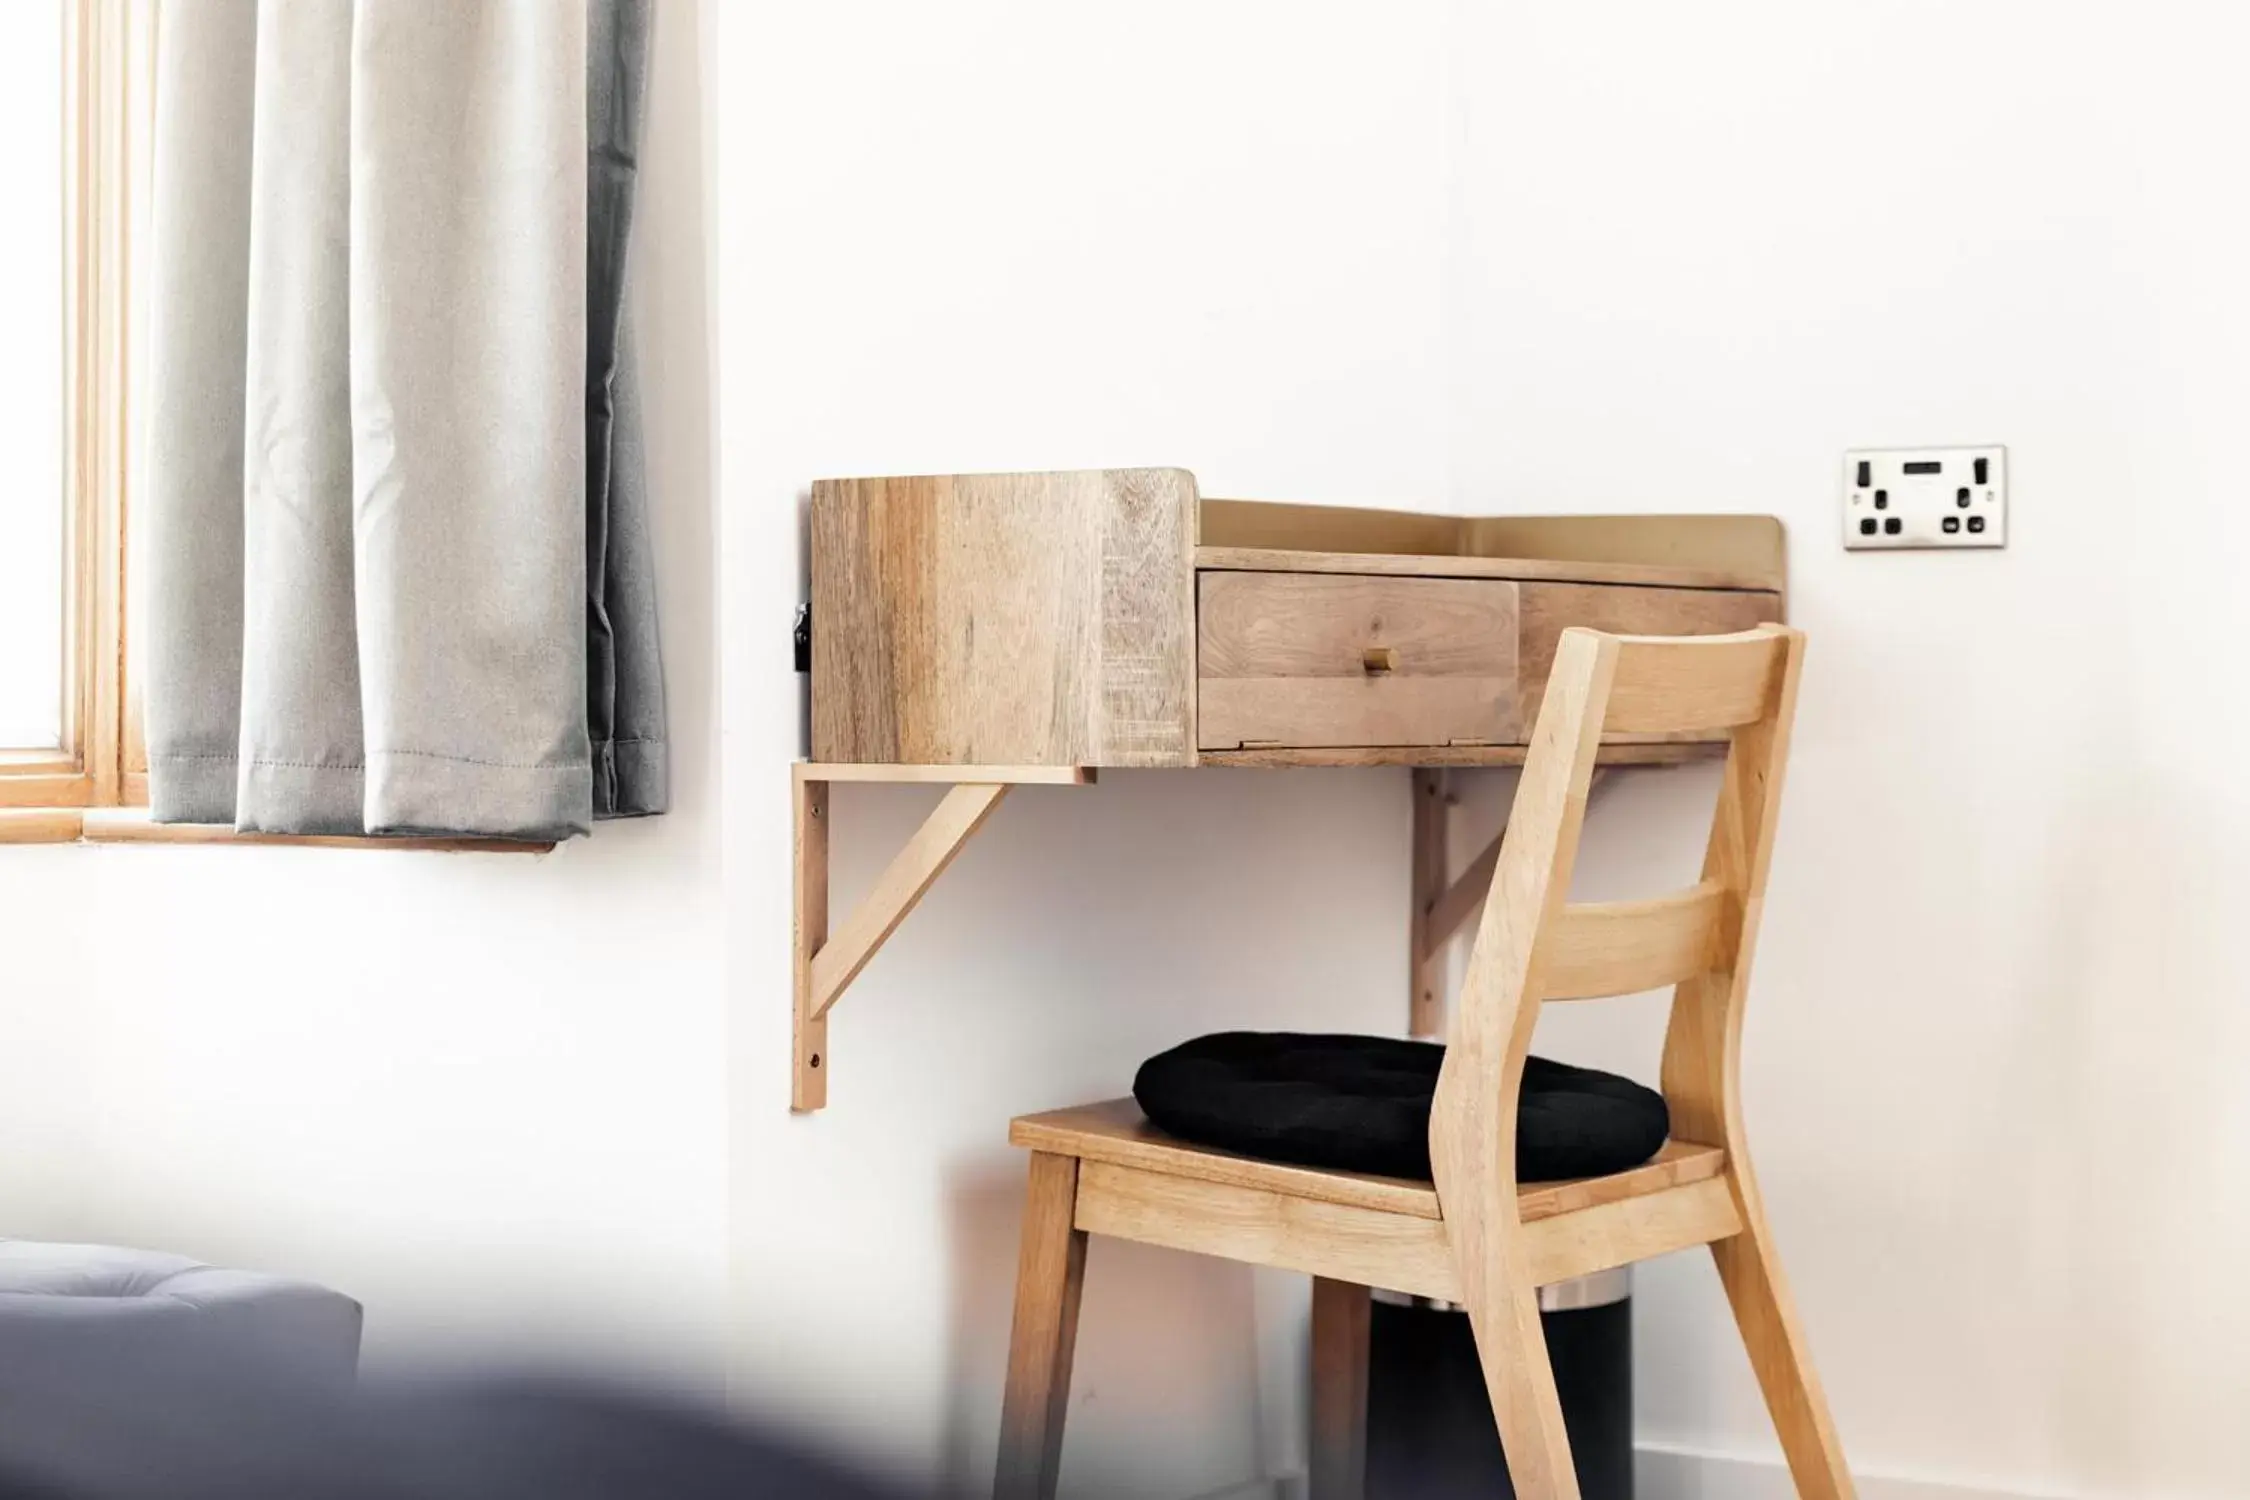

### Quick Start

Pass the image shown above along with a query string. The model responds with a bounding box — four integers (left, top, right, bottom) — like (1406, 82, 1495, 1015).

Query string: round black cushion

(1131, 1032, 1669, 1184)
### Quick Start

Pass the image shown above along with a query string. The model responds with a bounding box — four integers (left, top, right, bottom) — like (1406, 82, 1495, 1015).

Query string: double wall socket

(1843, 446, 2006, 550)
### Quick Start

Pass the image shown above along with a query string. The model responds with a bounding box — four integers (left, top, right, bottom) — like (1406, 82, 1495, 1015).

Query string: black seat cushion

(1131, 1032, 1669, 1184)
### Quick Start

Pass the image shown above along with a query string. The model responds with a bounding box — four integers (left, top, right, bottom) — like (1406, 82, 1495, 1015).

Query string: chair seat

(1009, 1098, 1727, 1226)
(1131, 1032, 1672, 1183)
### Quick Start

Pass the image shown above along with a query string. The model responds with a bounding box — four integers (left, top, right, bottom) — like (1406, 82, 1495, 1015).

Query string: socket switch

(1844, 445, 2006, 551)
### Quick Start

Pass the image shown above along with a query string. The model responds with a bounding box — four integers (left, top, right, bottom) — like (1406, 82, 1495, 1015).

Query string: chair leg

(1462, 1277, 1582, 1500)
(1712, 1176, 1856, 1500)
(1308, 1278, 1371, 1500)
(995, 1152, 1089, 1500)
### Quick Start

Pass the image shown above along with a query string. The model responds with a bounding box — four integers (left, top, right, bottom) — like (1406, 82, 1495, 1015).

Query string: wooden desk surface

(809, 468, 1782, 772)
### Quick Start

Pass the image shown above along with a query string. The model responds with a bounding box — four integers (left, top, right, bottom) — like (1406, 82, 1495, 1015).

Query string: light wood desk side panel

(811, 469, 1197, 767)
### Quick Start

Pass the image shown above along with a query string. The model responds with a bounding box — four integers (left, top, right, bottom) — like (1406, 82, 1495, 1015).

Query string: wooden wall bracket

(793, 763, 1096, 1111)
(1409, 767, 1616, 1038)
(1408, 769, 1452, 1039)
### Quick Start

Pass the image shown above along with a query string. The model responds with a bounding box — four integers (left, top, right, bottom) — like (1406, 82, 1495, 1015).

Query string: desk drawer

(1197, 572, 1521, 749)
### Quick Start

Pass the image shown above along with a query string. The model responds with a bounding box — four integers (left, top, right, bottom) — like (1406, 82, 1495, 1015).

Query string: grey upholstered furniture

(0, 1238, 361, 1388)
(0, 1243, 903, 1500)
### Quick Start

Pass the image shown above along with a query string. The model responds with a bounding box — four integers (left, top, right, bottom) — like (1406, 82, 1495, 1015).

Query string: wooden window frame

(0, 0, 134, 820)
(1, 0, 540, 853)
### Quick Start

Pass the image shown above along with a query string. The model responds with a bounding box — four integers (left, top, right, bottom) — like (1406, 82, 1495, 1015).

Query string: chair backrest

(1429, 623, 1806, 1216)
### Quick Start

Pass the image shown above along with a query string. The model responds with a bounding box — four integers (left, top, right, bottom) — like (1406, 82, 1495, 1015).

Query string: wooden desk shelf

(795, 468, 1787, 1109)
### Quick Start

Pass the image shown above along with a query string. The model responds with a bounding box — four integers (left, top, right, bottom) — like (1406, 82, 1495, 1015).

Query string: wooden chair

(991, 623, 1852, 1500)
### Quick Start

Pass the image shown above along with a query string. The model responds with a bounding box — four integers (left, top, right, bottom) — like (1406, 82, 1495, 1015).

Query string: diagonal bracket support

(1410, 767, 1616, 1039)
(793, 763, 1094, 1111)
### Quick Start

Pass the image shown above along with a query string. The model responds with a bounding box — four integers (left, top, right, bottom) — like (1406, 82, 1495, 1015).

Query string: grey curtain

(143, 0, 666, 841)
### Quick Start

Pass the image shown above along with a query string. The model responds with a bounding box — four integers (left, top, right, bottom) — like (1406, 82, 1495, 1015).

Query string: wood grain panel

(792, 771, 828, 1110)
(1197, 502, 1787, 594)
(1195, 546, 1763, 594)
(1196, 742, 1722, 769)
(1516, 1175, 1744, 1287)
(1603, 627, 1788, 736)
(1196, 572, 1519, 750)
(1410, 768, 1448, 1039)
(1200, 571, 1515, 678)
(1011, 1099, 1729, 1227)
(1073, 1161, 1464, 1301)
(1197, 498, 1465, 557)
(810, 469, 1196, 767)
(1459, 513, 1787, 593)
(995, 1152, 1087, 1500)
(1539, 879, 1731, 1001)
(799, 763, 1092, 785)
(0, 772, 95, 808)
(1199, 679, 1521, 752)
(1012, 1098, 1442, 1218)
(1309, 1278, 1372, 1500)
(1070, 1157, 1742, 1298)
(0, 809, 85, 843)
(1512, 1139, 1727, 1221)
(1517, 581, 1780, 730)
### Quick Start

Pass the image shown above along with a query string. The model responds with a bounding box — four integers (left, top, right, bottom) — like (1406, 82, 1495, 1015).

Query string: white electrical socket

(1843, 445, 2006, 550)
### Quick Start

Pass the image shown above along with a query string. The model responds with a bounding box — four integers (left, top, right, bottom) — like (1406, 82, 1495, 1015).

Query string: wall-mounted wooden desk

(795, 468, 1785, 1110)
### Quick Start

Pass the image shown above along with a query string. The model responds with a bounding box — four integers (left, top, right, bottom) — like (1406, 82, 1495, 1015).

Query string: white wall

(721, 3, 2250, 1498)
(0, 0, 728, 1384)
(1451, 5, 2250, 1497)
(717, 4, 1451, 1492)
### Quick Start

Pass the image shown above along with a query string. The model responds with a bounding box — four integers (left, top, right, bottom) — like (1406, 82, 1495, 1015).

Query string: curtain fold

(143, 0, 255, 826)
(143, 0, 665, 841)
(237, 0, 360, 833)
(586, 0, 667, 820)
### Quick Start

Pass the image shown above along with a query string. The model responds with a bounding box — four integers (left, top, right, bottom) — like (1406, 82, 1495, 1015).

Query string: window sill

(1, 807, 552, 853)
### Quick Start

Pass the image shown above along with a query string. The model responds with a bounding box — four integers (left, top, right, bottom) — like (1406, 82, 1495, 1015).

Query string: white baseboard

(1639, 1444, 2068, 1500)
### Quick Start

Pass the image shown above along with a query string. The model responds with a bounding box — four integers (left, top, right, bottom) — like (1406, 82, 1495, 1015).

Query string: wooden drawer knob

(1363, 646, 1400, 674)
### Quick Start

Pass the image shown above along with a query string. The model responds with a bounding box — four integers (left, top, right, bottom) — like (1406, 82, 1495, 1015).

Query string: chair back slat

(1539, 879, 1732, 1002)
(1602, 629, 1788, 736)
(1430, 622, 1807, 1241)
